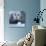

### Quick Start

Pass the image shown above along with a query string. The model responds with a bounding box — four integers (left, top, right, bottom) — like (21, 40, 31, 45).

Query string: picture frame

(9, 10, 26, 27)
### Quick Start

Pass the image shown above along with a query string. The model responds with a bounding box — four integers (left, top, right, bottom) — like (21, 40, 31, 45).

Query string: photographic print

(9, 10, 26, 27)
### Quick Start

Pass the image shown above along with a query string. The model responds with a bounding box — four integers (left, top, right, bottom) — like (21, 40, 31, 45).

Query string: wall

(4, 0, 40, 42)
(40, 0, 46, 27)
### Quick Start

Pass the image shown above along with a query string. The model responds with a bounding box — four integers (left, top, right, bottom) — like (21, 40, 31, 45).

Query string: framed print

(9, 10, 26, 27)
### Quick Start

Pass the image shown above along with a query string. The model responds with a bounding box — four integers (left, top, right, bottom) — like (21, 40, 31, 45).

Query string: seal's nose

(28, 38, 30, 41)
